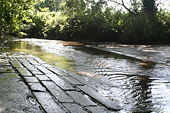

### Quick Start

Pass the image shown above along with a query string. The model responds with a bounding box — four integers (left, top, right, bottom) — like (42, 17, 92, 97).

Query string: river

(1, 38, 170, 113)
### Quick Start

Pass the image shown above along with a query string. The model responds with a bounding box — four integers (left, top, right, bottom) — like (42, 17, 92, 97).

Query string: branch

(108, 0, 136, 15)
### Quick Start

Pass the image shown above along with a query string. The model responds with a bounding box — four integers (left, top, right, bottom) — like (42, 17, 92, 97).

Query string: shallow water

(2, 39, 170, 113)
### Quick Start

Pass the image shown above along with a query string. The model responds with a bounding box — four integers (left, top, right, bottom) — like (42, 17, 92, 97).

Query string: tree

(142, 0, 157, 17)
(34, 0, 61, 11)
(0, 0, 33, 36)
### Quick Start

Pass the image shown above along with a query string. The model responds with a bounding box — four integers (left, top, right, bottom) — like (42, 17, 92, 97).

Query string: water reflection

(131, 76, 153, 112)
(1, 41, 74, 70)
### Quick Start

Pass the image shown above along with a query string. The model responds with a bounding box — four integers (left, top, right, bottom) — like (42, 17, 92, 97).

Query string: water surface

(1, 39, 170, 113)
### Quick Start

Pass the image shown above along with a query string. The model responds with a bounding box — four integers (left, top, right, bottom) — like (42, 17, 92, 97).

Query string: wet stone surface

(0, 52, 122, 113)
(42, 81, 73, 103)
(24, 77, 39, 83)
(0, 72, 42, 113)
(16, 67, 32, 76)
(63, 103, 88, 113)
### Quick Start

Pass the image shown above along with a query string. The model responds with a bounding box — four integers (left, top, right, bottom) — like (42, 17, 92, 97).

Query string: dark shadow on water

(74, 45, 141, 60)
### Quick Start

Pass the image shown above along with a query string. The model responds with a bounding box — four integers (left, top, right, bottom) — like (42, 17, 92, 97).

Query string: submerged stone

(78, 86, 122, 111)
(67, 91, 97, 106)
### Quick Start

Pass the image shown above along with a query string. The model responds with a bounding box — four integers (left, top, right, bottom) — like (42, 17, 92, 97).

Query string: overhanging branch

(108, 0, 136, 15)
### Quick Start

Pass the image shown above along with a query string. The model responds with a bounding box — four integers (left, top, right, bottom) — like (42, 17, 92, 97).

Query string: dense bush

(119, 11, 170, 44)
(25, 11, 67, 39)
(0, 0, 33, 36)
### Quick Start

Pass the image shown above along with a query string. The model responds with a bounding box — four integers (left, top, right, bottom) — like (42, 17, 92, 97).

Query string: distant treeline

(0, 0, 170, 44)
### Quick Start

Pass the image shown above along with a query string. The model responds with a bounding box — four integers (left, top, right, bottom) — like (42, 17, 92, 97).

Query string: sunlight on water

(1, 41, 74, 71)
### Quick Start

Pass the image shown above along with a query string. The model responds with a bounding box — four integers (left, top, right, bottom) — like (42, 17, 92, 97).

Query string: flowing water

(1, 38, 170, 113)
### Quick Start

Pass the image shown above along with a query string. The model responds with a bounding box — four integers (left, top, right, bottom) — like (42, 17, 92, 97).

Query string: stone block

(78, 86, 122, 111)
(22, 63, 37, 71)
(0, 66, 15, 73)
(24, 77, 39, 83)
(33, 92, 66, 113)
(35, 75, 50, 81)
(28, 83, 46, 92)
(46, 74, 75, 90)
(37, 66, 53, 74)
(67, 91, 96, 106)
(27, 58, 40, 65)
(62, 76, 83, 85)
(42, 81, 73, 103)
(16, 68, 32, 76)
(31, 70, 43, 75)
(48, 67, 67, 76)
(63, 103, 88, 113)
(86, 106, 110, 113)
(17, 58, 28, 63)
(10, 60, 24, 68)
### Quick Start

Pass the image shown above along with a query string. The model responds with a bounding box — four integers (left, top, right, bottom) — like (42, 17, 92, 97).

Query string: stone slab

(16, 67, 32, 76)
(17, 58, 28, 63)
(67, 91, 97, 106)
(78, 86, 122, 111)
(86, 106, 112, 113)
(1, 73, 20, 79)
(37, 66, 53, 74)
(22, 62, 37, 71)
(63, 103, 88, 113)
(62, 76, 83, 85)
(48, 67, 68, 76)
(31, 70, 43, 75)
(33, 57, 46, 64)
(9, 57, 18, 61)
(43, 63, 54, 68)
(28, 83, 46, 92)
(24, 77, 39, 83)
(0, 66, 15, 73)
(69, 73, 89, 84)
(42, 81, 73, 103)
(33, 92, 66, 113)
(0, 59, 10, 66)
(35, 75, 50, 81)
(27, 58, 40, 65)
(46, 74, 75, 90)
(10, 60, 24, 68)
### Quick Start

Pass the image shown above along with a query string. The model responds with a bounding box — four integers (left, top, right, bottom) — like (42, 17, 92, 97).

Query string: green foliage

(59, 0, 118, 41)
(0, 0, 33, 36)
(117, 10, 170, 44)
(26, 11, 67, 38)
(34, 0, 61, 11)
(1, 0, 170, 44)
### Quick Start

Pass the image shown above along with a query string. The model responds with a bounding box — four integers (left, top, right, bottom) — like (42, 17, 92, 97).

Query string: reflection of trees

(131, 75, 153, 113)
(126, 61, 156, 112)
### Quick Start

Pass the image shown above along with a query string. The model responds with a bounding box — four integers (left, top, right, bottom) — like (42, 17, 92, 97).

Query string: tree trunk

(142, 0, 157, 17)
